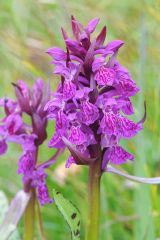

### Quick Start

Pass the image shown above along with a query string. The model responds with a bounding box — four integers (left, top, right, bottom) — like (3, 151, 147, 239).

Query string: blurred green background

(0, 0, 160, 239)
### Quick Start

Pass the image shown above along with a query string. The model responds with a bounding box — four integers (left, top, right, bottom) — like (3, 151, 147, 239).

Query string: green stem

(24, 188, 35, 240)
(86, 159, 102, 240)
(36, 199, 46, 240)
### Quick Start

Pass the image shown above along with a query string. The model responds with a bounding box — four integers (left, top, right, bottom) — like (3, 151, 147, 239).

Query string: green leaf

(53, 189, 80, 240)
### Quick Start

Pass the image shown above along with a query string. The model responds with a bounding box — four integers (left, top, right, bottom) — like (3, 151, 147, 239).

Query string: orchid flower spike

(45, 16, 160, 184)
(0, 79, 62, 205)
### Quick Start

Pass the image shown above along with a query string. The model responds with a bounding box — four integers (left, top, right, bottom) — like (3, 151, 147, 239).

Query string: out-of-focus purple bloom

(0, 140, 8, 155)
(18, 151, 36, 175)
(46, 16, 144, 170)
(31, 169, 53, 205)
(37, 184, 53, 206)
(0, 79, 55, 205)
(65, 155, 76, 168)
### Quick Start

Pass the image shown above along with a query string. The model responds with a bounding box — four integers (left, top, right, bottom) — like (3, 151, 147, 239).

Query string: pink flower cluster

(45, 17, 143, 168)
(0, 79, 53, 205)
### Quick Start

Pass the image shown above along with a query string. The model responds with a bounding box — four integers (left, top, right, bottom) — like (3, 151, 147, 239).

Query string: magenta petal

(92, 57, 105, 72)
(71, 16, 81, 40)
(44, 98, 60, 117)
(63, 81, 77, 100)
(0, 140, 8, 155)
(106, 40, 124, 52)
(32, 112, 47, 144)
(17, 80, 30, 99)
(53, 62, 70, 77)
(94, 66, 115, 86)
(75, 87, 92, 99)
(37, 184, 53, 206)
(32, 79, 44, 108)
(13, 80, 31, 114)
(117, 73, 140, 97)
(65, 155, 76, 168)
(47, 47, 66, 61)
(69, 126, 87, 145)
(0, 98, 17, 115)
(100, 112, 117, 135)
(9, 134, 37, 151)
(80, 100, 99, 125)
(31, 169, 47, 187)
(18, 151, 35, 175)
(65, 39, 86, 56)
(56, 110, 68, 131)
(84, 40, 96, 70)
(117, 97, 134, 115)
(6, 114, 23, 135)
(108, 146, 134, 165)
(118, 116, 142, 138)
(85, 18, 99, 33)
(48, 132, 65, 149)
(96, 26, 107, 46)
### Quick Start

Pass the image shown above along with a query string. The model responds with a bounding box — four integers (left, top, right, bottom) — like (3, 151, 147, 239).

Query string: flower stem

(24, 188, 35, 240)
(86, 159, 102, 240)
(36, 199, 46, 240)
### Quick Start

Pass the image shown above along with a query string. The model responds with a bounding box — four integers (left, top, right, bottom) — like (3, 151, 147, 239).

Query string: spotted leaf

(53, 189, 80, 240)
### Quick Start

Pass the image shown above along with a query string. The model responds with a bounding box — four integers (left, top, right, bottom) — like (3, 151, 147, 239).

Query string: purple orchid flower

(0, 79, 61, 205)
(45, 18, 160, 240)
(45, 16, 144, 170)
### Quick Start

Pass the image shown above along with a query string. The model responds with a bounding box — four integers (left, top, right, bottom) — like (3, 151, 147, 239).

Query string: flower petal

(0, 140, 8, 155)
(96, 26, 107, 47)
(79, 100, 99, 125)
(18, 151, 35, 175)
(47, 47, 66, 61)
(100, 112, 117, 135)
(94, 66, 115, 86)
(65, 155, 76, 168)
(63, 81, 77, 100)
(118, 116, 142, 138)
(92, 57, 105, 72)
(37, 184, 53, 206)
(85, 18, 99, 33)
(107, 146, 134, 165)
(69, 126, 87, 145)
(106, 40, 124, 52)
(48, 132, 65, 149)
